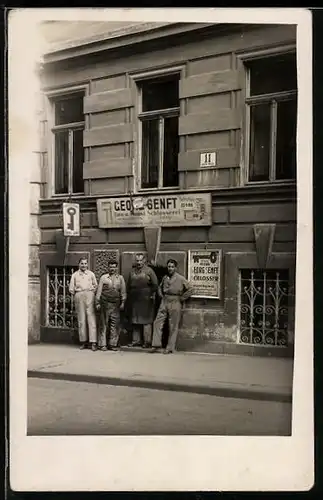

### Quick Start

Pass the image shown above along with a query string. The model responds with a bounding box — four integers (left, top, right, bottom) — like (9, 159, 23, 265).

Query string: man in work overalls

(150, 259, 193, 354)
(69, 257, 98, 351)
(96, 259, 127, 351)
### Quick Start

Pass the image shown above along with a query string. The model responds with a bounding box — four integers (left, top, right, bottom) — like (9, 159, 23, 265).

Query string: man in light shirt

(96, 260, 127, 351)
(69, 257, 98, 351)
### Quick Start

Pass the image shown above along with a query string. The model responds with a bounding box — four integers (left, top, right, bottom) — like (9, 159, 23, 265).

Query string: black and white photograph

(9, 7, 313, 492)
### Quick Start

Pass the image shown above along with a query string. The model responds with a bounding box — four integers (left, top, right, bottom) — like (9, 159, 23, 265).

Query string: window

(138, 74, 180, 189)
(47, 266, 77, 328)
(239, 269, 291, 346)
(245, 52, 297, 183)
(51, 93, 85, 195)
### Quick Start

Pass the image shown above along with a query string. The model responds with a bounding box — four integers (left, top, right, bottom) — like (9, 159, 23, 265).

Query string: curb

(28, 370, 292, 403)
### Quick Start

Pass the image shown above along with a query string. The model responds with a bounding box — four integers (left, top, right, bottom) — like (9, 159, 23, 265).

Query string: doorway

(150, 264, 169, 348)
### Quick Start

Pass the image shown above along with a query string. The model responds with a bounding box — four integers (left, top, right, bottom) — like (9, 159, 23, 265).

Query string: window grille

(47, 266, 77, 328)
(239, 269, 291, 346)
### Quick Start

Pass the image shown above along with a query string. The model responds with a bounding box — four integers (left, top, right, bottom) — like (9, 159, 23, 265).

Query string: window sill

(244, 180, 296, 187)
(39, 184, 297, 214)
(49, 193, 86, 199)
(137, 186, 181, 195)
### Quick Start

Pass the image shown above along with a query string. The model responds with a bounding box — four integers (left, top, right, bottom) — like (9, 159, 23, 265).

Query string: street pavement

(28, 344, 294, 402)
(28, 378, 292, 436)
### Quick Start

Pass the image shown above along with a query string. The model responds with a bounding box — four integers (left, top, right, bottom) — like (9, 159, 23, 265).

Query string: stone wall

(28, 94, 44, 343)
(28, 199, 41, 342)
(39, 21, 142, 50)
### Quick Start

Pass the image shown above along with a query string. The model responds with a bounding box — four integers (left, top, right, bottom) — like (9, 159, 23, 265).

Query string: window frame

(223, 251, 295, 351)
(40, 250, 91, 341)
(237, 45, 297, 186)
(130, 66, 185, 193)
(238, 267, 292, 346)
(46, 264, 78, 328)
(45, 84, 89, 198)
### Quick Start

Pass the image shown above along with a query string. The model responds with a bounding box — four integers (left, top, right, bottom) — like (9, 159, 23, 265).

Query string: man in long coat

(127, 253, 158, 348)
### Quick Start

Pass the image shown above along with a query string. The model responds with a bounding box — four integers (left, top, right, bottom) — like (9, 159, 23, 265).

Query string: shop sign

(63, 202, 80, 237)
(97, 193, 212, 228)
(188, 249, 222, 299)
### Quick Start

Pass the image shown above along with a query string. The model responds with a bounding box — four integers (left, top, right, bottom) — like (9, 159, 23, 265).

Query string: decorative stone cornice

(46, 22, 175, 53)
(39, 183, 297, 215)
(28, 276, 41, 285)
(41, 22, 233, 65)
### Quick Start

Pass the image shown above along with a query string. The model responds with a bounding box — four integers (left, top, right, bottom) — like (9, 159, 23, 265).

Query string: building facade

(32, 22, 297, 357)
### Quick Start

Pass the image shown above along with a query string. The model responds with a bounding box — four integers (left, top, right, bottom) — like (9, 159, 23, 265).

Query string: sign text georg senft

(188, 250, 222, 299)
(97, 193, 212, 228)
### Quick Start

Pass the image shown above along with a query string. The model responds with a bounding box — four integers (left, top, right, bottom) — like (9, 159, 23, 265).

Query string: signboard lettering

(97, 193, 212, 228)
(63, 203, 80, 237)
(188, 250, 222, 299)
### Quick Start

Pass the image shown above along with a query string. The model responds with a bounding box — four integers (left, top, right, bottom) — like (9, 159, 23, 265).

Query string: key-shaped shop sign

(63, 203, 80, 237)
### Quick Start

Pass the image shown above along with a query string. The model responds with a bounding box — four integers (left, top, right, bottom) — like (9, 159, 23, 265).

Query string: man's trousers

(98, 302, 121, 348)
(132, 324, 152, 345)
(152, 296, 182, 352)
(74, 290, 97, 343)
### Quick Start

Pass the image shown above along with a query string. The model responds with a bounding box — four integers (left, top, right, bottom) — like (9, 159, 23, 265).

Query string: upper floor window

(138, 74, 180, 190)
(51, 92, 85, 195)
(245, 52, 297, 183)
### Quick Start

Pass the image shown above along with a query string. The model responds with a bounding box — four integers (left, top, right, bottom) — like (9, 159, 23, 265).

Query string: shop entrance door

(150, 264, 169, 348)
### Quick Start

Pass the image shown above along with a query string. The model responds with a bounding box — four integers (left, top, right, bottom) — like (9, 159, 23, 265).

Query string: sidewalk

(28, 344, 294, 403)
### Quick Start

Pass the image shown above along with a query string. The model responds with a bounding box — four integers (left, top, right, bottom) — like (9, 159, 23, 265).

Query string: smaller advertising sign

(188, 249, 222, 299)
